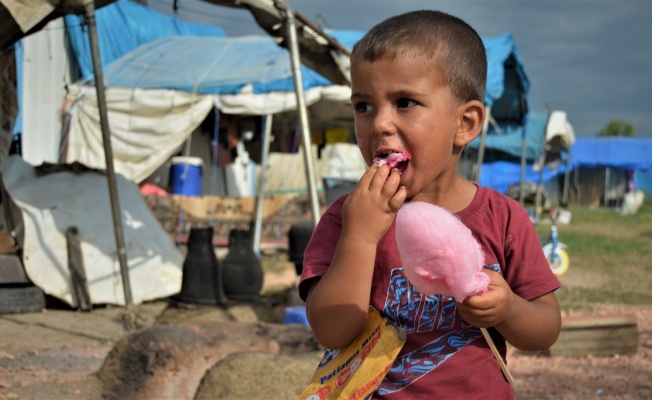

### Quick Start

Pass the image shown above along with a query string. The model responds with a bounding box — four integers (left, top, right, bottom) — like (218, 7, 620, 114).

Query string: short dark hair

(351, 10, 487, 103)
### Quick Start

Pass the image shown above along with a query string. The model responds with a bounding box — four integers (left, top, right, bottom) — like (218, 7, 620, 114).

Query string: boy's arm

(458, 270, 562, 351)
(304, 232, 378, 350)
(305, 165, 406, 350)
(494, 292, 561, 350)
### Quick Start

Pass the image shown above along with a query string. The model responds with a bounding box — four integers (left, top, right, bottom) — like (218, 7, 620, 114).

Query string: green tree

(598, 119, 636, 137)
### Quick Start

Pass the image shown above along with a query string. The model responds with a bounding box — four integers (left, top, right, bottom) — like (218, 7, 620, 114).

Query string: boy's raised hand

(341, 164, 407, 246)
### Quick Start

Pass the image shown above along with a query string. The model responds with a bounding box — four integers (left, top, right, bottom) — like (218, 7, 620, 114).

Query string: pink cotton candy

(373, 151, 411, 168)
(395, 201, 490, 302)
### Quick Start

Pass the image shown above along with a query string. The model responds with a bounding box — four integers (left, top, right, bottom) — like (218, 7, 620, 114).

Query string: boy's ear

(454, 100, 485, 147)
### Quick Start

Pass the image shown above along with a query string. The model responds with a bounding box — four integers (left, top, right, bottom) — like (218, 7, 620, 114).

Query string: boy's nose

(370, 108, 396, 136)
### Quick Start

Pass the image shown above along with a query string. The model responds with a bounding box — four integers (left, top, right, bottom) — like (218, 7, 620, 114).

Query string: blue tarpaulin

(467, 112, 548, 161)
(479, 161, 563, 195)
(103, 29, 360, 94)
(478, 137, 652, 195)
(569, 137, 652, 171)
(62, 0, 528, 105)
(102, 35, 332, 95)
(64, 0, 226, 79)
(483, 33, 529, 121)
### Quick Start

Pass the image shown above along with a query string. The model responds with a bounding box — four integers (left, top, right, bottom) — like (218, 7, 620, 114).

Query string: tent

(62, 29, 532, 180)
(1, 0, 351, 86)
(568, 137, 652, 170)
(2, 0, 154, 308)
(4, 0, 354, 306)
(64, 0, 227, 79)
(464, 110, 575, 209)
(62, 34, 354, 184)
(477, 136, 652, 206)
(566, 137, 652, 206)
(482, 32, 529, 122)
(61, 1, 364, 228)
(467, 110, 575, 164)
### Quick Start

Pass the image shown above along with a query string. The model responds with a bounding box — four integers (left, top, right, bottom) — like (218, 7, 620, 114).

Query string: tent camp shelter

(2, 0, 140, 307)
(2, 0, 351, 308)
(564, 137, 652, 207)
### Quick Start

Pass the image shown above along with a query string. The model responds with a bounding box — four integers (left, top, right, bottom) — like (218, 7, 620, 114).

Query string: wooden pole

(84, 1, 135, 328)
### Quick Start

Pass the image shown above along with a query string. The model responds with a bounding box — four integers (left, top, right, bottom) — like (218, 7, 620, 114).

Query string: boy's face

(350, 55, 467, 198)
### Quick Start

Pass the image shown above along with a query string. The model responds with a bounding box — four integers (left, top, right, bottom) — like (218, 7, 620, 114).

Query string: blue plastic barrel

(170, 156, 203, 196)
(283, 305, 309, 326)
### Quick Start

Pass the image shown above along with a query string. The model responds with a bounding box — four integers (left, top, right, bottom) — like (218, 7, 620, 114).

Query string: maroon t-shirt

(299, 184, 561, 399)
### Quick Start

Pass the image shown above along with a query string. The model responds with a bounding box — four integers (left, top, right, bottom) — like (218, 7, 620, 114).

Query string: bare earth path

(0, 301, 650, 399)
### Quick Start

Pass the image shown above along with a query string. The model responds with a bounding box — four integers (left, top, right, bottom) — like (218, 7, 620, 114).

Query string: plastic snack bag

(298, 306, 406, 400)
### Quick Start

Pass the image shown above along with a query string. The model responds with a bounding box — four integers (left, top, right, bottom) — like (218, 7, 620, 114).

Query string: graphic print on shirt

(375, 267, 486, 395)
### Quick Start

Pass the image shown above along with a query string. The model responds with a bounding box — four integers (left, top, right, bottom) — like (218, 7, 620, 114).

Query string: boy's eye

(352, 102, 372, 113)
(397, 98, 416, 108)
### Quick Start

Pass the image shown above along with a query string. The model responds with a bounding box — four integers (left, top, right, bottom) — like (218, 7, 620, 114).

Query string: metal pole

(518, 94, 531, 204)
(277, 1, 321, 227)
(252, 114, 273, 255)
(519, 130, 527, 204)
(534, 108, 552, 219)
(561, 155, 571, 207)
(604, 167, 610, 208)
(474, 106, 491, 182)
(84, 1, 133, 309)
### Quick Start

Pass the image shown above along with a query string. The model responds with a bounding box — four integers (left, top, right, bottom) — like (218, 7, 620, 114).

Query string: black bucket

(288, 221, 314, 276)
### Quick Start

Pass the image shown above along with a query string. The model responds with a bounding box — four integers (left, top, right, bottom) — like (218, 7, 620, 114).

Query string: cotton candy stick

(395, 201, 514, 382)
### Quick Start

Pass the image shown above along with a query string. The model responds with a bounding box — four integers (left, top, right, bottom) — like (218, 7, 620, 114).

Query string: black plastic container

(174, 226, 227, 305)
(288, 221, 314, 276)
(221, 229, 263, 302)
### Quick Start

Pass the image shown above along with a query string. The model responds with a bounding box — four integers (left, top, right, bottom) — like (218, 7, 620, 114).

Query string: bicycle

(541, 208, 570, 276)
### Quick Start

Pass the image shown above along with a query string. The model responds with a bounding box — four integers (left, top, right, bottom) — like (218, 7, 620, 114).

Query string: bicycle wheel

(543, 245, 570, 276)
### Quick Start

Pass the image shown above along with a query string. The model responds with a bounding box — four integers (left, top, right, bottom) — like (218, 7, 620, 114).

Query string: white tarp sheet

(19, 18, 77, 167)
(64, 83, 351, 183)
(2, 155, 183, 306)
(64, 84, 215, 184)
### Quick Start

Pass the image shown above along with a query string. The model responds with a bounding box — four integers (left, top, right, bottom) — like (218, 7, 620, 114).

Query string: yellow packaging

(298, 307, 406, 400)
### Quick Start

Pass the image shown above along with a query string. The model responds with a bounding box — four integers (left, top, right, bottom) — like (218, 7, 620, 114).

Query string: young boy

(298, 10, 561, 399)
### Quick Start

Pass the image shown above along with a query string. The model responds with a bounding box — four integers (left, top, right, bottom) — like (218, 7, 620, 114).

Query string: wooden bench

(549, 314, 638, 357)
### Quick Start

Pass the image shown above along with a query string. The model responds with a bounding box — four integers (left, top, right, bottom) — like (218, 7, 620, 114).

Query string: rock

(195, 351, 323, 400)
(95, 318, 320, 399)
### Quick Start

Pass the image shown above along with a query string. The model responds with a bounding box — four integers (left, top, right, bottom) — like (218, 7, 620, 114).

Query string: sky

(148, 0, 652, 138)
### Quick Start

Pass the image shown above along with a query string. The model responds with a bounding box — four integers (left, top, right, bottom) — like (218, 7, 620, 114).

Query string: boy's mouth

(373, 150, 411, 174)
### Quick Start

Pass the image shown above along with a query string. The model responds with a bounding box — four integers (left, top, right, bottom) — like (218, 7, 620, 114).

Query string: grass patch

(540, 199, 652, 312)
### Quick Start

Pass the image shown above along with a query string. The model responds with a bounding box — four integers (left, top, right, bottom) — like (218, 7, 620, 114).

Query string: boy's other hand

(457, 269, 515, 328)
(341, 164, 407, 245)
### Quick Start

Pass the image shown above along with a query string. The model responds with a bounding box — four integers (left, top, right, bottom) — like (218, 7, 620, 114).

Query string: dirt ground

(1, 271, 651, 399)
(509, 304, 652, 399)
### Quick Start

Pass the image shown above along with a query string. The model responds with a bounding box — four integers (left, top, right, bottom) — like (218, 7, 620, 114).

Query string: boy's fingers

(356, 163, 378, 188)
(369, 164, 391, 191)
(388, 186, 407, 211)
